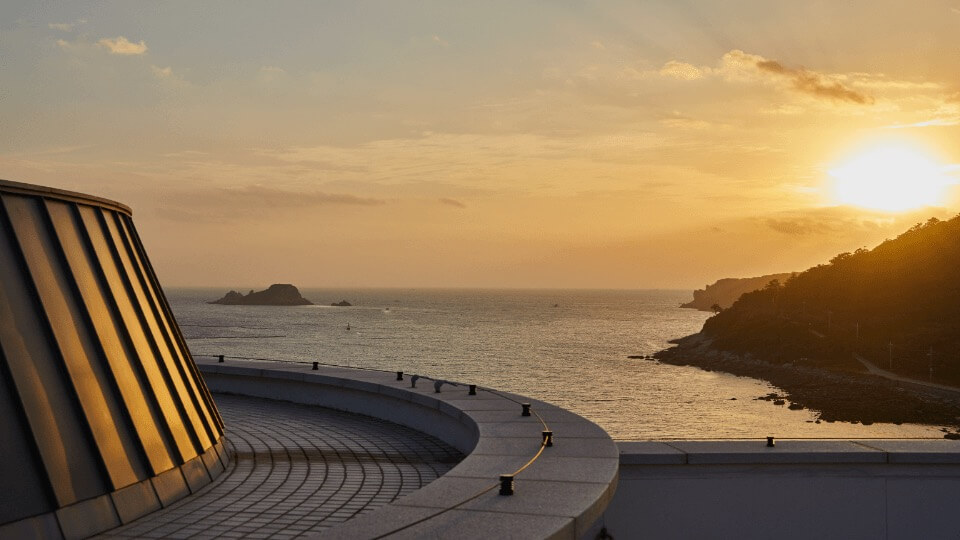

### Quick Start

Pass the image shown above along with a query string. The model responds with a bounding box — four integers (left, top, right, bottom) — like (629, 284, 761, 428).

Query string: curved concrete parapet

(197, 358, 620, 539)
(0, 180, 227, 539)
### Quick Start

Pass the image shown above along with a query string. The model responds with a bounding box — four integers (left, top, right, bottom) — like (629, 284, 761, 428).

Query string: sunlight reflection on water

(170, 288, 942, 439)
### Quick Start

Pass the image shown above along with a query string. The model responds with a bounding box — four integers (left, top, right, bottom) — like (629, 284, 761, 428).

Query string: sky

(2, 1, 959, 289)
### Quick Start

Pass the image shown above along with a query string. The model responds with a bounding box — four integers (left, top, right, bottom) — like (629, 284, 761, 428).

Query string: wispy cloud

(151, 65, 173, 78)
(765, 217, 836, 236)
(884, 99, 960, 129)
(439, 197, 466, 208)
(642, 50, 881, 107)
(257, 65, 287, 83)
(161, 150, 209, 158)
(213, 185, 384, 208)
(705, 50, 875, 104)
(98, 36, 148, 55)
(157, 185, 386, 222)
(49, 19, 86, 32)
(754, 58, 872, 104)
(659, 111, 713, 130)
(55, 38, 77, 51)
(659, 60, 704, 81)
(755, 207, 948, 239)
(885, 117, 960, 129)
(660, 50, 879, 105)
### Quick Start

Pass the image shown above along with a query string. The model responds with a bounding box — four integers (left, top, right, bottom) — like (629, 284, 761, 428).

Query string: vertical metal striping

(0, 317, 58, 523)
(0, 194, 109, 504)
(97, 210, 209, 453)
(70, 202, 180, 474)
(113, 213, 220, 441)
(121, 215, 225, 432)
(32, 198, 147, 487)
(50, 200, 176, 476)
(79, 206, 199, 463)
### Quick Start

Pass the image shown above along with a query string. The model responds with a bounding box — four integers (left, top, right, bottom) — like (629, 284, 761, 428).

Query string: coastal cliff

(209, 284, 313, 306)
(681, 272, 794, 311)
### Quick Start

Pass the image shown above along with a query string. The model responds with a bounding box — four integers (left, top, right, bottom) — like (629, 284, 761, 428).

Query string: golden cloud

(659, 60, 704, 80)
(755, 58, 873, 104)
(98, 36, 148, 55)
(713, 50, 874, 104)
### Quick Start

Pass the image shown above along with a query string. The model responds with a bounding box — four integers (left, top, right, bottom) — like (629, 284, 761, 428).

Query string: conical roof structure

(0, 180, 227, 539)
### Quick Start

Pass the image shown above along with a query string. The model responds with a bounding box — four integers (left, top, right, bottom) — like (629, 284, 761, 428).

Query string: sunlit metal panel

(0, 179, 227, 537)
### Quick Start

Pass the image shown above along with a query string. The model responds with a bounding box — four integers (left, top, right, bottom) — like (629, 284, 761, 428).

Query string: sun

(828, 142, 953, 212)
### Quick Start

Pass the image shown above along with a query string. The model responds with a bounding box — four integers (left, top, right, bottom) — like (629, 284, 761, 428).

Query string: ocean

(168, 288, 942, 439)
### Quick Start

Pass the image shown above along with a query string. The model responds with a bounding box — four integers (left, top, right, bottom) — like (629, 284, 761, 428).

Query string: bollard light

(499, 474, 514, 496)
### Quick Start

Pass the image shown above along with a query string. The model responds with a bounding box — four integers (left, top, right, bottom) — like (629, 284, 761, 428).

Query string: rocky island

(209, 284, 313, 306)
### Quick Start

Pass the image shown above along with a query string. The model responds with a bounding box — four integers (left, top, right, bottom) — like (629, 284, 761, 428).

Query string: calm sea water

(167, 288, 942, 439)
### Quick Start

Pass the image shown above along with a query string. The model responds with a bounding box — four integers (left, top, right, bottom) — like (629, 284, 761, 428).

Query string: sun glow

(828, 143, 953, 212)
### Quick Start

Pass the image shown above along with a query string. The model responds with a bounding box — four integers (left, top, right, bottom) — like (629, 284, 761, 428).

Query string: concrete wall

(602, 440, 960, 540)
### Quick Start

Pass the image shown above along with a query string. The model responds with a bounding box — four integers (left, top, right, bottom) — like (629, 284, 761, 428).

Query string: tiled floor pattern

(99, 394, 463, 539)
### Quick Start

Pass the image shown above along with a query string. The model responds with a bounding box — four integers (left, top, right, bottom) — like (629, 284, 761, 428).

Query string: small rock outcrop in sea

(331, 300, 352, 307)
(209, 284, 313, 306)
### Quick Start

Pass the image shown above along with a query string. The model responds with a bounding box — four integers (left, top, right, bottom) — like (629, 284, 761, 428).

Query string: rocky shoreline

(653, 333, 960, 434)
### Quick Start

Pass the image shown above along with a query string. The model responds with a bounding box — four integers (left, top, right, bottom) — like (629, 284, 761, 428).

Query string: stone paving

(99, 394, 463, 539)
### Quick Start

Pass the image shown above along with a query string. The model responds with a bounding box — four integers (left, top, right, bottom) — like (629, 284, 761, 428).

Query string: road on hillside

(854, 353, 960, 396)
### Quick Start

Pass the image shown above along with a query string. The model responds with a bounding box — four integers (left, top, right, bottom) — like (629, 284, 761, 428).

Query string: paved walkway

(99, 394, 463, 539)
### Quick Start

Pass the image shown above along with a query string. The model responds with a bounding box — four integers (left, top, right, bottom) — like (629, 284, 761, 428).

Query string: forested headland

(657, 215, 960, 428)
(702, 215, 960, 385)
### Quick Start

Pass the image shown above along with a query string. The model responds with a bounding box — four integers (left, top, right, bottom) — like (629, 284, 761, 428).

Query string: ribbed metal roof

(0, 180, 226, 538)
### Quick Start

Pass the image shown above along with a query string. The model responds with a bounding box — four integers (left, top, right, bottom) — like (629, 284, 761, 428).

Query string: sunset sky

(2, 1, 959, 289)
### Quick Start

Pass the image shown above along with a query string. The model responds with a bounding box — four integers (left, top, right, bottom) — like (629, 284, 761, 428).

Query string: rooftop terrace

(99, 394, 461, 539)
